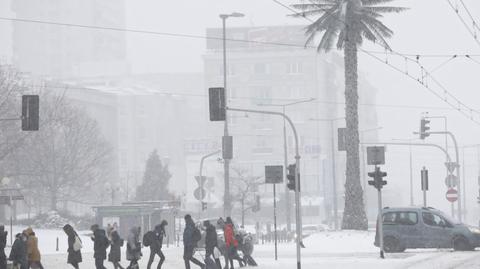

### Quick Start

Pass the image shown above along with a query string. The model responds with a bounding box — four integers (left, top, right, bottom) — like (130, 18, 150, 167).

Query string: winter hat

(184, 214, 192, 221)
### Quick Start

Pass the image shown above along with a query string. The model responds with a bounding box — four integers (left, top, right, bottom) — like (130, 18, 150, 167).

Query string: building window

(254, 63, 269, 75)
(227, 64, 236, 76)
(289, 87, 303, 99)
(287, 62, 302, 74)
(251, 87, 272, 105)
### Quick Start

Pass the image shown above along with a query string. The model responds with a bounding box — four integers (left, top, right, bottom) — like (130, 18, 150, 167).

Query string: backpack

(193, 227, 201, 243)
(143, 231, 154, 247)
(73, 235, 83, 251)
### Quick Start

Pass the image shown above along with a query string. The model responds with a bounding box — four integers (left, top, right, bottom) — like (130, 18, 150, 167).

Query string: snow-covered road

(9, 228, 480, 268)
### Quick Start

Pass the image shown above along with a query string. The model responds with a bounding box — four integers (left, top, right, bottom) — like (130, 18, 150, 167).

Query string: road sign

(421, 168, 429, 191)
(194, 176, 207, 187)
(338, 128, 346, 151)
(446, 188, 458, 203)
(445, 162, 458, 174)
(445, 174, 457, 188)
(194, 187, 206, 201)
(265, 165, 283, 184)
(367, 146, 385, 165)
(0, 195, 10, 205)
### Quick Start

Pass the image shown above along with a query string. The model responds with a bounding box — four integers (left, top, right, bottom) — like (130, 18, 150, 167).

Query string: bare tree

(11, 94, 113, 210)
(231, 167, 262, 226)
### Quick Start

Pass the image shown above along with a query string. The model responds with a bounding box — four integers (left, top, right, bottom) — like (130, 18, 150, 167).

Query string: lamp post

(391, 138, 417, 206)
(309, 117, 345, 230)
(257, 97, 315, 232)
(219, 12, 244, 217)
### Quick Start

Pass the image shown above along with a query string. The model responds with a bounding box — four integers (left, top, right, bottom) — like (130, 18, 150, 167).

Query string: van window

(422, 212, 451, 227)
(383, 211, 418, 225)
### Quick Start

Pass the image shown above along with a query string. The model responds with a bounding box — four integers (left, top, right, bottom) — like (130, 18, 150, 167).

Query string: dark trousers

(183, 246, 204, 269)
(95, 258, 106, 269)
(111, 261, 124, 269)
(0, 253, 6, 269)
(128, 259, 139, 269)
(69, 262, 79, 269)
(206, 246, 222, 269)
(225, 246, 243, 269)
(28, 261, 45, 269)
(147, 250, 165, 269)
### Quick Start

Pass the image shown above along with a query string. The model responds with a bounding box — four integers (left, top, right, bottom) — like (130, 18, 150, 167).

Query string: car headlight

(468, 226, 480, 234)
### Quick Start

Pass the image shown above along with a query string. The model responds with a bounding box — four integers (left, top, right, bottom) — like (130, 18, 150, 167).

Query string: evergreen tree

(136, 150, 173, 201)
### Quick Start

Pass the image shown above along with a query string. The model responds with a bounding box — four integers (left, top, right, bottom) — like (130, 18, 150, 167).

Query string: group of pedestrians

(0, 225, 45, 269)
(0, 214, 256, 269)
(61, 222, 165, 269)
(184, 214, 257, 269)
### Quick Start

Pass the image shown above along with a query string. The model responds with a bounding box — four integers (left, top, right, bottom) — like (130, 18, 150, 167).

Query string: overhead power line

(445, 0, 480, 48)
(1, 14, 480, 124)
(272, 0, 480, 126)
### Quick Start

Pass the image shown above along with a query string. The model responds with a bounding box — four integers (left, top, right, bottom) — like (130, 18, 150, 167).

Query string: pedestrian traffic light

(368, 167, 387, 190)
(287, 164, 300, 191)
(21, 95, 39, 131)
(202, 202, 207, 211)
(420, 118, 430, 140)
(208, 87, 226, 121)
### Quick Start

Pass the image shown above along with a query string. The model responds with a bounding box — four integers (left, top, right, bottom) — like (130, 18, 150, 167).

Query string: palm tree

(292, 0, 406, 230)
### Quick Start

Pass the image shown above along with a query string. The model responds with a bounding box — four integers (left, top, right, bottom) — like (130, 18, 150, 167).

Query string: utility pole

(219, 12, 244, 217)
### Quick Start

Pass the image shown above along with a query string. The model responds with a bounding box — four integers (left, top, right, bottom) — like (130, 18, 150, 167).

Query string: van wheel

(453, 236, 473, 251)
(383, 236, 404, 253)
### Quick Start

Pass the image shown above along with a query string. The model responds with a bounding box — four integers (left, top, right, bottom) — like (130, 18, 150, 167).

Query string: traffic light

(287, 164, 300, 191)
(208, 87, 226, 121)
(368, 167, 387, 190)
(419, 118, 430, 140)
(202, 202, 207, 211)
(22, 95, 39, 131)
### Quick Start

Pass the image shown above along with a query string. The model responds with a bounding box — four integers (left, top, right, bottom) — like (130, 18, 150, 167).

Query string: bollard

(56, 237, 59, 251)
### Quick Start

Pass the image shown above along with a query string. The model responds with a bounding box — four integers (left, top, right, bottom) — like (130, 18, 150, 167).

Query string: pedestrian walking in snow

(0, 225, 7, 269)
(9, 233, 27, 269)
(183, 214, 204, 269)
(108, 230, 125, 269)
(146, 220, 167, 269)
(24, 228, 44, 269)
(223, 217, 244, 269)
(204, 220, 222, 269)
(236, 228, 257, 266)
(126, 226, 142, 269)
(63, 224, 82, 269)
(91, 224, 110, 269)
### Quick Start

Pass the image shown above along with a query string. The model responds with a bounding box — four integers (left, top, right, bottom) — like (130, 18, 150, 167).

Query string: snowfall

(6, 226, 480, 269)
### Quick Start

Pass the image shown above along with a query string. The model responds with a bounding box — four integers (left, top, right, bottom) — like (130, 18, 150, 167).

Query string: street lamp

(391, 138, 416, 206)
(309, 117, 345, 230)
(257, 97, 315, 232)
(219, 12, 244, 217)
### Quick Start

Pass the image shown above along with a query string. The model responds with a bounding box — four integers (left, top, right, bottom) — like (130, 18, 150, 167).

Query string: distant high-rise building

(11, 0, 129, 78)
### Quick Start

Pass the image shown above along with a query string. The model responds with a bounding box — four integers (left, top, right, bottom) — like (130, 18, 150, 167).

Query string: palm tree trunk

(341, 39, 368, 230)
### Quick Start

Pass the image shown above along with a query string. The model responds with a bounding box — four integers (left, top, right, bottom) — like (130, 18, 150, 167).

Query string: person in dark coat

(91, 224, 110, 269)
(147, 220, 167, 269)
(183, 214, 204, 269)
(0, 225, 7, 269)
(126, 226, 142, 268)
(9, 233, 27, 269)
(63, 224, 82, 269)
(108, 230, 124, 269)
(204, 220, 222, 269)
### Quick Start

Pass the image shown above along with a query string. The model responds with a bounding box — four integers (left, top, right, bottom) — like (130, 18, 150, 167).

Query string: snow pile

(32, 211, 70, 229)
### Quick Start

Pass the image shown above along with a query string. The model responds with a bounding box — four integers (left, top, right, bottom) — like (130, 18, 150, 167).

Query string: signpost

(265, 165, 283, 261)
(366, 146, 387, 259)
(421, 167, 428, 207)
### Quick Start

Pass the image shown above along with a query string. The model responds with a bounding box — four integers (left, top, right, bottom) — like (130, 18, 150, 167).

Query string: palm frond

(362, 0, 396, 5)
(291, 3, 335, 10)
(364, 6, 409, 13)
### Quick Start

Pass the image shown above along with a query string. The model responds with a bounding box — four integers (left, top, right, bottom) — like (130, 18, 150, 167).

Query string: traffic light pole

(227, 107, 303, 269)
(424, 131, 461, 222)
(376, 180, 384, 259)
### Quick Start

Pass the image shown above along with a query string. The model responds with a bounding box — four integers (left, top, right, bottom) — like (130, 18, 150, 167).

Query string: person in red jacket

(223, 217, 244, 269)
